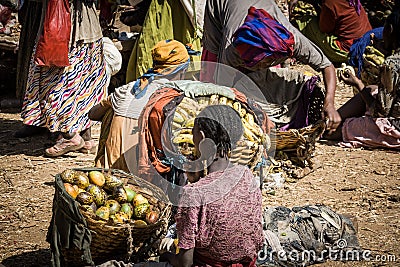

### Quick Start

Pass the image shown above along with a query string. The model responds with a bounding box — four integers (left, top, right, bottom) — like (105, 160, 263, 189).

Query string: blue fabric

(131, 60, 190, 99)
(232, 7, 294, 68)
(348, 27, 384, 77)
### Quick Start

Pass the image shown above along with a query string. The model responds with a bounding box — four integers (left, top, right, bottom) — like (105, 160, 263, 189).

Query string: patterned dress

(21, 1, 107, 133)
(175, 165, 263, 265)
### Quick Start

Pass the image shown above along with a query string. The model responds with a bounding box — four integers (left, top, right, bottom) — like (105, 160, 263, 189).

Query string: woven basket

(271, 82, 326, 167)
(57, 168, 171, 266)
(272, 120, 326, 151)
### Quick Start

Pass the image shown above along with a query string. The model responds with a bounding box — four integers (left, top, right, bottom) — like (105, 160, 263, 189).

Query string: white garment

(102, 37, 122, 76)
(110, 78, 170, 119)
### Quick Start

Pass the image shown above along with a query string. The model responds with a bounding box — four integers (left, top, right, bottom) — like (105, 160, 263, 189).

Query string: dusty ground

(0, 72, 399, 267)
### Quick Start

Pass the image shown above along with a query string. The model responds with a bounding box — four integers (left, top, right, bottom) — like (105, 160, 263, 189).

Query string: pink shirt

(176, 165, 263, 263)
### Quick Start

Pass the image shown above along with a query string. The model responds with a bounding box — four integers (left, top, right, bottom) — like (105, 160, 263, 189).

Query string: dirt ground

(0, 73, 399, 267)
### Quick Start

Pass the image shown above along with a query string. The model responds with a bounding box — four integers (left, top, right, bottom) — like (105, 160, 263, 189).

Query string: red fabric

(99, 0, 113, 24)
(0, 6, 12, 25)
(319, 0, 371, 51)
(137, 87, 182, 180)
(34, 0, 71, 67)
(232, 7, 295, 68)
(200, 49, 218, 83)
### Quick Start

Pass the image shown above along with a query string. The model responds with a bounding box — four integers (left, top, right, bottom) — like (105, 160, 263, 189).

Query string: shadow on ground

(1, 249, 51, 267)
(0, 117, 54, 156)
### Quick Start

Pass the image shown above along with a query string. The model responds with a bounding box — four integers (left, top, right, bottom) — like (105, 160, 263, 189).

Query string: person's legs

(80, 127, 97, 154)
(324, 92, 367, 140)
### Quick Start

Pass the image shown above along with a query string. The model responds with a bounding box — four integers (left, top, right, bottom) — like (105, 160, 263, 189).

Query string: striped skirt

(21, 38, 108, 133)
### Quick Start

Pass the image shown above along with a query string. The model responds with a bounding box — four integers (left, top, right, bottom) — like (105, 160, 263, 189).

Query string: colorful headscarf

(232, 7, 295, 69)
(132, 39, 191, 98)
(349, 0, 362, 16)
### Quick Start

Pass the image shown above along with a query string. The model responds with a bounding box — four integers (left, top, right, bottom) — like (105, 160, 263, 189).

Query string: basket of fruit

(50, 168, 171, 266)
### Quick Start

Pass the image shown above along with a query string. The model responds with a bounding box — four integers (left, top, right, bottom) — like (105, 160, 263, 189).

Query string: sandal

(45, 134, 85, 157)
(79, 139, 97, 154)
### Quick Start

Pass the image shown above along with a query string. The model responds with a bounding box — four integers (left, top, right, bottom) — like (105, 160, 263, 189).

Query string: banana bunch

(171, 95, 269, 169)
(364, 46, 385, 66)
(291, 1, 317, 17)
(360, 46, 385, 86)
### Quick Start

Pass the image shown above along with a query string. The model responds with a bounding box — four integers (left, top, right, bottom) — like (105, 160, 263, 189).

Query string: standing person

(15, 0, 108, 156)
(161, 105, 264, 266)
(202, 0, 341, 134)
(290, 0, 372, 63)
(324, 9, 400, 149)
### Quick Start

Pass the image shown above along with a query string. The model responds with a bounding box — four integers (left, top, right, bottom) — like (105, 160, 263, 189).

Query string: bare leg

(324, 92, 367, 140)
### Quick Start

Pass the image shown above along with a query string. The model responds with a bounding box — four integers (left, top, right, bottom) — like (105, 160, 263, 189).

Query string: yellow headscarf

(151, 40, 190, 73)
(133, 40, 190, 98)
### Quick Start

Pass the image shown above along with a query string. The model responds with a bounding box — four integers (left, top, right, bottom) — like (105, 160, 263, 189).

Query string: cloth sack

(34, 0, 71, 67)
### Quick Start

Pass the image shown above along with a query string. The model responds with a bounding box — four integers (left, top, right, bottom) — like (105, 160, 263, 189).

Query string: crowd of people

(9, 0, 400, 266)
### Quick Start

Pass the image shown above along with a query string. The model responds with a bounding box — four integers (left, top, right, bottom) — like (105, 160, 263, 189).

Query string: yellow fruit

(239, 107, 247, 117)
(64, 183, 78, 199)
(173, 111, 185, 124)
(96, 206, 110, 221)
(76, 192, 94, 205)
(113, 186, 128, 203)
(134, 203, 150, 219)
(88, 171, 105, 187)
(73, 171, 90, 189)
(233, 101, 241, 113)
(124, 187, 137, 202)
(173, 134, 194, 145)
(179, 128, 193, 135)
(178, 102, 198, 117)
(181, 97, 200, 108)
(245, 113, 255, 126)
(132, 220, 148, 226)
(175, 107, 189, 121)
(183, 118, 195, 128)
(219, 96, 228, 105)
(105, 200, 121, 215)
(209, 94, 219, 104)
(61, 169, 76, 184)
(114, 211, 130, 224)
(133, 194, 149, 206)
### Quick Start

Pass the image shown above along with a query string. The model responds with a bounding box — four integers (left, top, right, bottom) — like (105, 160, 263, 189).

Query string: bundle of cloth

(257, 205, 363, 266)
